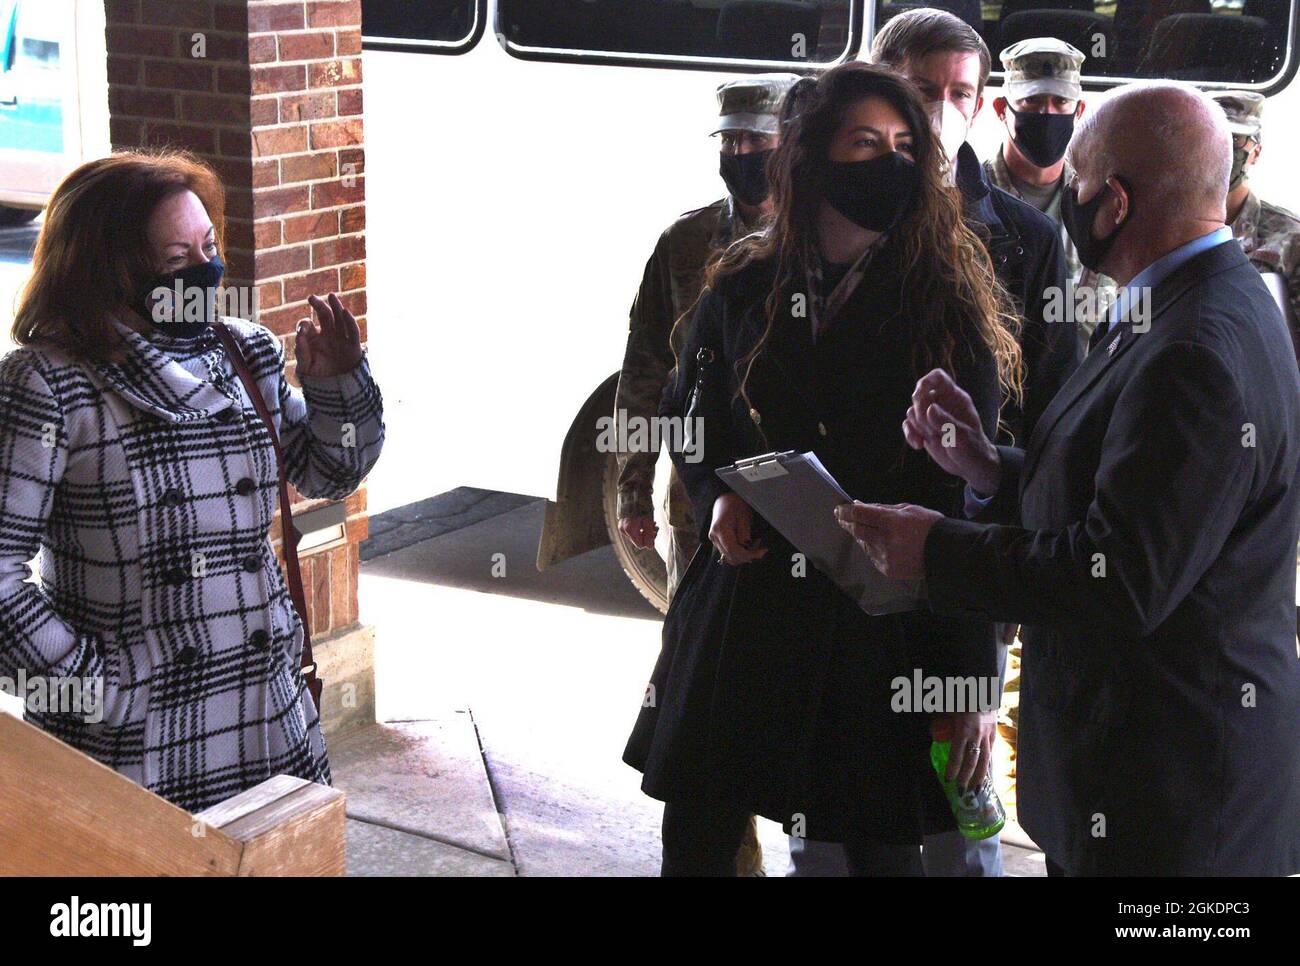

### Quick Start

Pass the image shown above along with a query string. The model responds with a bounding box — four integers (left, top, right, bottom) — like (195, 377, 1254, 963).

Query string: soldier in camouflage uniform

(1212, 91, 1300, 643)
(1212, 91, 1300, 366)
(985, 38, 1116, 354)
(614, 75, 796, 877)
(614, 75, 797, 599)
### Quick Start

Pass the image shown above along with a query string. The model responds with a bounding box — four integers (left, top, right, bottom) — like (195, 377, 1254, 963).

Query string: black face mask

(720, 149, 773, 207)
(1007, 105, 1075, 168)
(138, 256, 225, 339)
(821, 151, 920, 233)
(1060, 177, 1132, 273)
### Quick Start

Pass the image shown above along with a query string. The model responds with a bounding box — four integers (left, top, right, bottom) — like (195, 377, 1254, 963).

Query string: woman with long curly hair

(624, 61, 1022, 875)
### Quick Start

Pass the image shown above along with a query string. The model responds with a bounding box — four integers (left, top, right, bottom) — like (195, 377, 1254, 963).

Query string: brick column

(104, 0, 373, 735)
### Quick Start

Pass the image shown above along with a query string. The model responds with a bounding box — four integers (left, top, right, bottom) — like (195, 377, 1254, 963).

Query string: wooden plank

(0, 711, 243, 876)
(219, 783, 347, 876)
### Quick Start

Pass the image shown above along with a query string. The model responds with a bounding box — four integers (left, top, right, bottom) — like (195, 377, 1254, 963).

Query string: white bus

(3, 1, 1295, 611)
(359, 0, 1300, 611)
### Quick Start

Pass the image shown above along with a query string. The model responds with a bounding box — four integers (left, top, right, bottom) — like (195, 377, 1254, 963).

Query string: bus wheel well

(536, 372, 619, 571)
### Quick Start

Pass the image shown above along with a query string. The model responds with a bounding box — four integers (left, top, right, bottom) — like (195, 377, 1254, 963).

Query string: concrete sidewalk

(342, 494, 1047, 877)
(331, 715, 516, 877)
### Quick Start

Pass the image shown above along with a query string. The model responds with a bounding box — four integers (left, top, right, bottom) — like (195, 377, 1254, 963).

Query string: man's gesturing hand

(904, 369, 1001, 498)
(835, 502, 941, 580)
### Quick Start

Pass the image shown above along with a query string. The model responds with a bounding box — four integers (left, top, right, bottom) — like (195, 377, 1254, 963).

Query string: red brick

(143, 59, 214, 92)
(307, 58, 361, 89)
(225, 190, 255, 221)
(142, 122, 217, 154)
(249, 34, 278, 64)
(213, 0, 250, 32)
(107, 55, 140, 85)
(337, 290, 366, 317)
(252, 64, 305, 95)
(109, 118, 143, 150)
(282, 153, 338, 183)
(252, 125, 309, 157)
(307, 2, 360, 28)
(109, 87, 176, 119)
(283, 210, 339, 243)
(312, 177, 364, 209)
(338, 205, 365, 233)
(260, 302, 314, 335)
(140, 0, 212, 28)
(223, 218, 256, 251)
(254, 185, 311, 219)
(255, 220, 283, 248)
(217, 66, 252, 95)
(209, 157, 254, 189)
(279, 33, 334, 62)
(105, 0, 140, 24)
(218, 128, 252, 158)
(105, 25, 175, 57)
(253, 158, 280, 188)
(188, 30, 248, 62)
(285, 268, 340, 303)
(256, 280, 285, 310)
(311, 234, 365, 268)
(309, 119, 362, 149)
(224, 250, 256, 287)
(336, 28, 361, 56)
(180, 92, 249, 125)
(336, 87, 362, 116)
(251, 97, 279, 126)
(329, 542, 351, 630)
(280, 92, 335, 122)
(339, 147, 364, 174)
(339, 262, 366, 291)
(250, 3, 306, 33)
(255, 245, 312, 279)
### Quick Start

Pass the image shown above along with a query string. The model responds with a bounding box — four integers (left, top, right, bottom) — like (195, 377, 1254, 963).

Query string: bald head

(1067, 81, 1230, 220)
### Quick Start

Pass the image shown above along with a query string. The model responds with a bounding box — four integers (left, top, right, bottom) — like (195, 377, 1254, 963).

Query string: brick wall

(103, 0, 368, 638)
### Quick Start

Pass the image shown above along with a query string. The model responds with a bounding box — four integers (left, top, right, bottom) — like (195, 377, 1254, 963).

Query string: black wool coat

(624, 242, 1002, 843)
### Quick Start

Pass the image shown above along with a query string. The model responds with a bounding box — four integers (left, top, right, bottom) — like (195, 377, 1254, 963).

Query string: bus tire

(0, 205, 39, 226)
(601, 448, 669, 615)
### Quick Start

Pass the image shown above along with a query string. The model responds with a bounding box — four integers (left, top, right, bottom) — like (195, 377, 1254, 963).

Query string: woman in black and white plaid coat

(0, 152, 384, 812)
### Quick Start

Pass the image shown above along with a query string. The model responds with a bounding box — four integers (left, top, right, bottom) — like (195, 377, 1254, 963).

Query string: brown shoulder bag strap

(212, 319, 322, 708)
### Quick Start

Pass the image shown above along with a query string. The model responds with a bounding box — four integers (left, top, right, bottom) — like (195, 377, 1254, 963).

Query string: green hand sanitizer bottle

(930, 719, 1005, 840)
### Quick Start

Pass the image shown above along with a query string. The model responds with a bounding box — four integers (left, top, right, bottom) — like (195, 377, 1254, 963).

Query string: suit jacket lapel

(1020, 240, 1247, 486)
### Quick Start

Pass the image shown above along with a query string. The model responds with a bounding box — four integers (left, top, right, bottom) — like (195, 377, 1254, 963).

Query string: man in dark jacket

(841, 82, 1300, 876)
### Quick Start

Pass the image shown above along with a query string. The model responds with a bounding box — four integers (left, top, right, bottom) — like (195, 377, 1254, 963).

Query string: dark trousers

(1045, 855, 1069, 877)
(661, 800, 923, 876)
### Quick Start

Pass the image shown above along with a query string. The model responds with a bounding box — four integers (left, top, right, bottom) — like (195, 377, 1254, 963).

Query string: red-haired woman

(0, 151, 383, 812)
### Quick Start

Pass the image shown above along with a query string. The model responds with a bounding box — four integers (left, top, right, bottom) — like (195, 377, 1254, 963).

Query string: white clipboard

(716, 451, 923, 616)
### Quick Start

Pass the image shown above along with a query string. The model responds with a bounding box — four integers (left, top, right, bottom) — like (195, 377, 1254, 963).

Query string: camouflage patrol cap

(1210, 90, 1264, 139)
(1000, 37, 1085, 102)
(711, 74, 800, 136)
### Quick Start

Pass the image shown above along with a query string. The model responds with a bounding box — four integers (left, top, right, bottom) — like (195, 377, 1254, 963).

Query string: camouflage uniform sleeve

(613, 231, 677, 520)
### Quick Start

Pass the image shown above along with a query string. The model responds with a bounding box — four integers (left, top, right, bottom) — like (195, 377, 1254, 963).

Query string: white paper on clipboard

(716, 451, 923, 616)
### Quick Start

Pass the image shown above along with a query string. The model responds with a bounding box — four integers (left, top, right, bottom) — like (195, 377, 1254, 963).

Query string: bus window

(885, 0, 1297, 87)
(497, 0, 861, 67)
(362, 0, 485, 53)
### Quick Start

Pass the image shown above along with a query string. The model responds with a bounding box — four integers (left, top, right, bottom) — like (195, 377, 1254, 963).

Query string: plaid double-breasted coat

(0, 317, 384, 812)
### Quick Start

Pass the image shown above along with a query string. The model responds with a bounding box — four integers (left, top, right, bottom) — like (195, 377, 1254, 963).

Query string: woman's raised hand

(295, 292, 363, 378)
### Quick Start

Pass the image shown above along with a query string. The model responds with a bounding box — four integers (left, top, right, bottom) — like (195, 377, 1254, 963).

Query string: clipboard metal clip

(733, 451, 793, 482)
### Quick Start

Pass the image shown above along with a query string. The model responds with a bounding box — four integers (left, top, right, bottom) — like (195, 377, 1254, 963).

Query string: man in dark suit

(838, 81, 1300, 876)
